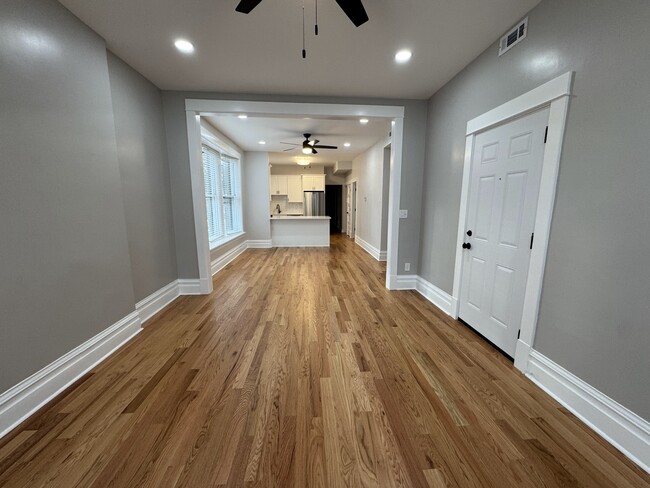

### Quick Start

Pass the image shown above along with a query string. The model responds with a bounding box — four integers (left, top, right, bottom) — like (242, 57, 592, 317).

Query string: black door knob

(466, 230, 472, 236)
(462, 243, 472, 250)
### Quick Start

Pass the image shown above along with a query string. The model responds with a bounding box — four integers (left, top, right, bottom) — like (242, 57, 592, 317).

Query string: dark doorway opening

(325, 185, 342, 234)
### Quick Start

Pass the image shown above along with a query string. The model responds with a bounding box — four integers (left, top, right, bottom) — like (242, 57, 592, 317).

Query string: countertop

(269, 215, 331, 220)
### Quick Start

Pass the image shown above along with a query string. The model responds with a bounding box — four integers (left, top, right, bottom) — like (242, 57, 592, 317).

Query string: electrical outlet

(404, 263, 411, 272)
(399, 209, 408, 219)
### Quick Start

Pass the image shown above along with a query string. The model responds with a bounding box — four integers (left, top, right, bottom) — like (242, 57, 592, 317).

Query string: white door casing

(346, 184, 353, 237)
(451, 71, 573, 371)
(459, 108, 549, 357)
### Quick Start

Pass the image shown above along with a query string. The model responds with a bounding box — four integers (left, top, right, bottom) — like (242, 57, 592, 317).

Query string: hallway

(0, 235, 647, 487)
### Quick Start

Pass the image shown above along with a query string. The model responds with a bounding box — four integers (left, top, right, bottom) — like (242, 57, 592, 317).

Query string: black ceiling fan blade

(312, 148, 318, 154)
(334, 0, 369, 27)
(235, 0, 265, 14)
(312, 145, 337, 149)
(280, 142, 301, 146)
(283, 148, 296, 152)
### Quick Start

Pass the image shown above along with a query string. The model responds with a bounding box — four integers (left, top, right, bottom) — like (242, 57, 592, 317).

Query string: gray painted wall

(107, 53, 178, 302)
(419, 0, 650, 418)
(161, 92, 427, 279)
(347, 137, 391, 253)
(244, 152, 272, 242)
(0, 0, 135, 391)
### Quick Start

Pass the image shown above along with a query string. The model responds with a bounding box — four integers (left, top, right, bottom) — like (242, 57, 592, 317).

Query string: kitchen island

(270, 216, 331, 247)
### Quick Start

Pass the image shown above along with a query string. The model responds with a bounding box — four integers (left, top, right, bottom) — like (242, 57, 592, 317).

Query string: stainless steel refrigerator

(303, 191, 325, 216)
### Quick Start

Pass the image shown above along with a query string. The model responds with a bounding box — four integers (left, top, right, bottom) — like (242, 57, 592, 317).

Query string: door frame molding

(451, 71, 574, 372)
(185, 100, 404, 293)
(346, 178, 359, 240)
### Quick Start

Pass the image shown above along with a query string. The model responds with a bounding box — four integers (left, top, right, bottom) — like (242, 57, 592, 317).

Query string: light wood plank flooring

(0, 234, 648, 487)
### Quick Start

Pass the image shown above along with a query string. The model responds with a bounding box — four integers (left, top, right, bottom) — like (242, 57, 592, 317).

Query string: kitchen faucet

(275, 204, 281, 214)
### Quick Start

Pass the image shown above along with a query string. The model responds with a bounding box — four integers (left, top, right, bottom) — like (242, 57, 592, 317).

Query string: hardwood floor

(0, 234, 648, 487)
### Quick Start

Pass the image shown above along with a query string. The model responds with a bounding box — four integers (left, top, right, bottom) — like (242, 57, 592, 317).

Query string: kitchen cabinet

(270, 175, 288, 196)
(287, 175, 303, 202)
(302, 174, 325, 192)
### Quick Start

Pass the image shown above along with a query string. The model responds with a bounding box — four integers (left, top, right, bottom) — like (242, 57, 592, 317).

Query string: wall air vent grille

(499, 17, 528, 56)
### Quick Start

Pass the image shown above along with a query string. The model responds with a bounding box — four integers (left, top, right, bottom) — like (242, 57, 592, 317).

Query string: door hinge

(517, 329, 521, 339)
(544, 126, 549, 144)
(530, 233, 535, 249)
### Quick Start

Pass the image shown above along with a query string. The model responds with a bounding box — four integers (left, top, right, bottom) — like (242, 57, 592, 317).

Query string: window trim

(201, 141, 243, 250)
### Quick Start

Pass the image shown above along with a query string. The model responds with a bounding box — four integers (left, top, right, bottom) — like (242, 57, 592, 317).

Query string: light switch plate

(404, 263, 411, 272)
(399, 209, 408, 219)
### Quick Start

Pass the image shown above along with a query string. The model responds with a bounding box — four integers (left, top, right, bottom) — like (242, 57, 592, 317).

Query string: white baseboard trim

(527, 350, 650, 474)
(387, 274, 454, 317)
(178, 278, 206, 295)
(378, 250, 387, 262)
(355, 236, 382, 261)
(392, 274, 418, 290)
(415, 276, 454, 317)
(247, 239, 272, 249)
(0, 311, 142, 439)
(211, 241, 248, 276)
(136, 281, 180, 324)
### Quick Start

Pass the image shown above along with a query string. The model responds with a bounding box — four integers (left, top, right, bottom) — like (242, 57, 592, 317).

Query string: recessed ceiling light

(395, 49, 412, 63)
(258, 140, 266, 145)
(359, 118, 369, 124)
(238, 114, 248, 119)
(344, 142, 351, 147)
(174, 39, 195, 54)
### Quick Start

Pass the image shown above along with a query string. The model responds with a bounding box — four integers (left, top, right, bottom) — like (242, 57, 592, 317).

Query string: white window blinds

(202, 145, 242, 247)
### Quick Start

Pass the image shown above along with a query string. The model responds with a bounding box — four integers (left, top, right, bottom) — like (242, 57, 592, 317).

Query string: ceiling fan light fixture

(302, 147, 313, 155)
(395, 49, 412, 63)
(296, 158, 311, 166)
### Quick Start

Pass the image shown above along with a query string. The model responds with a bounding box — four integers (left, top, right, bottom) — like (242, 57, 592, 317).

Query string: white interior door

(459, 107, 549, 357)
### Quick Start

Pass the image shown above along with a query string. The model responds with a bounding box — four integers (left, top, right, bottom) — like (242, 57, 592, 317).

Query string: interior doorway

(379, 144, 391, 261)
(185, 100, 405, 292)
(458, 107, 549, 357)
(325, 185, 342, 233)
(346, 181, 357, 239)
(451, 71, 573, 370)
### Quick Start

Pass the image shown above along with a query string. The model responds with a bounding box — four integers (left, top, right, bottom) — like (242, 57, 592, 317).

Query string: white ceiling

(205, 115, 390, 165)
(58, 0, 540, 99)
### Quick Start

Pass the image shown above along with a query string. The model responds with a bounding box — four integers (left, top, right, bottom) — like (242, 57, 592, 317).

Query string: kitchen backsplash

(270, 195, 304, 215)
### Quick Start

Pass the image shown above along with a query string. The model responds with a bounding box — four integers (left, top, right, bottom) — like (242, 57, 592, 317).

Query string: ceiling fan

(281, 134, 338, 155)
(235, 0, 369, 27)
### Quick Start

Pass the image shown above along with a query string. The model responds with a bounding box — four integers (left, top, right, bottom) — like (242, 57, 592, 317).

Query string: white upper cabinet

(270, 175, 288, 196)
(287, 175, 303, 202)
(302, 174, 325, 192)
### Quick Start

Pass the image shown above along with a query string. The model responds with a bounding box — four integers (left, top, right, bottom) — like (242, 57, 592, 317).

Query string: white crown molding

(246, 239, 273, 249)
(527, 350, 650, 474)
(211, 241, 248, 276)
(0, 311, 142, 438)
(136, 281, 180, 324)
